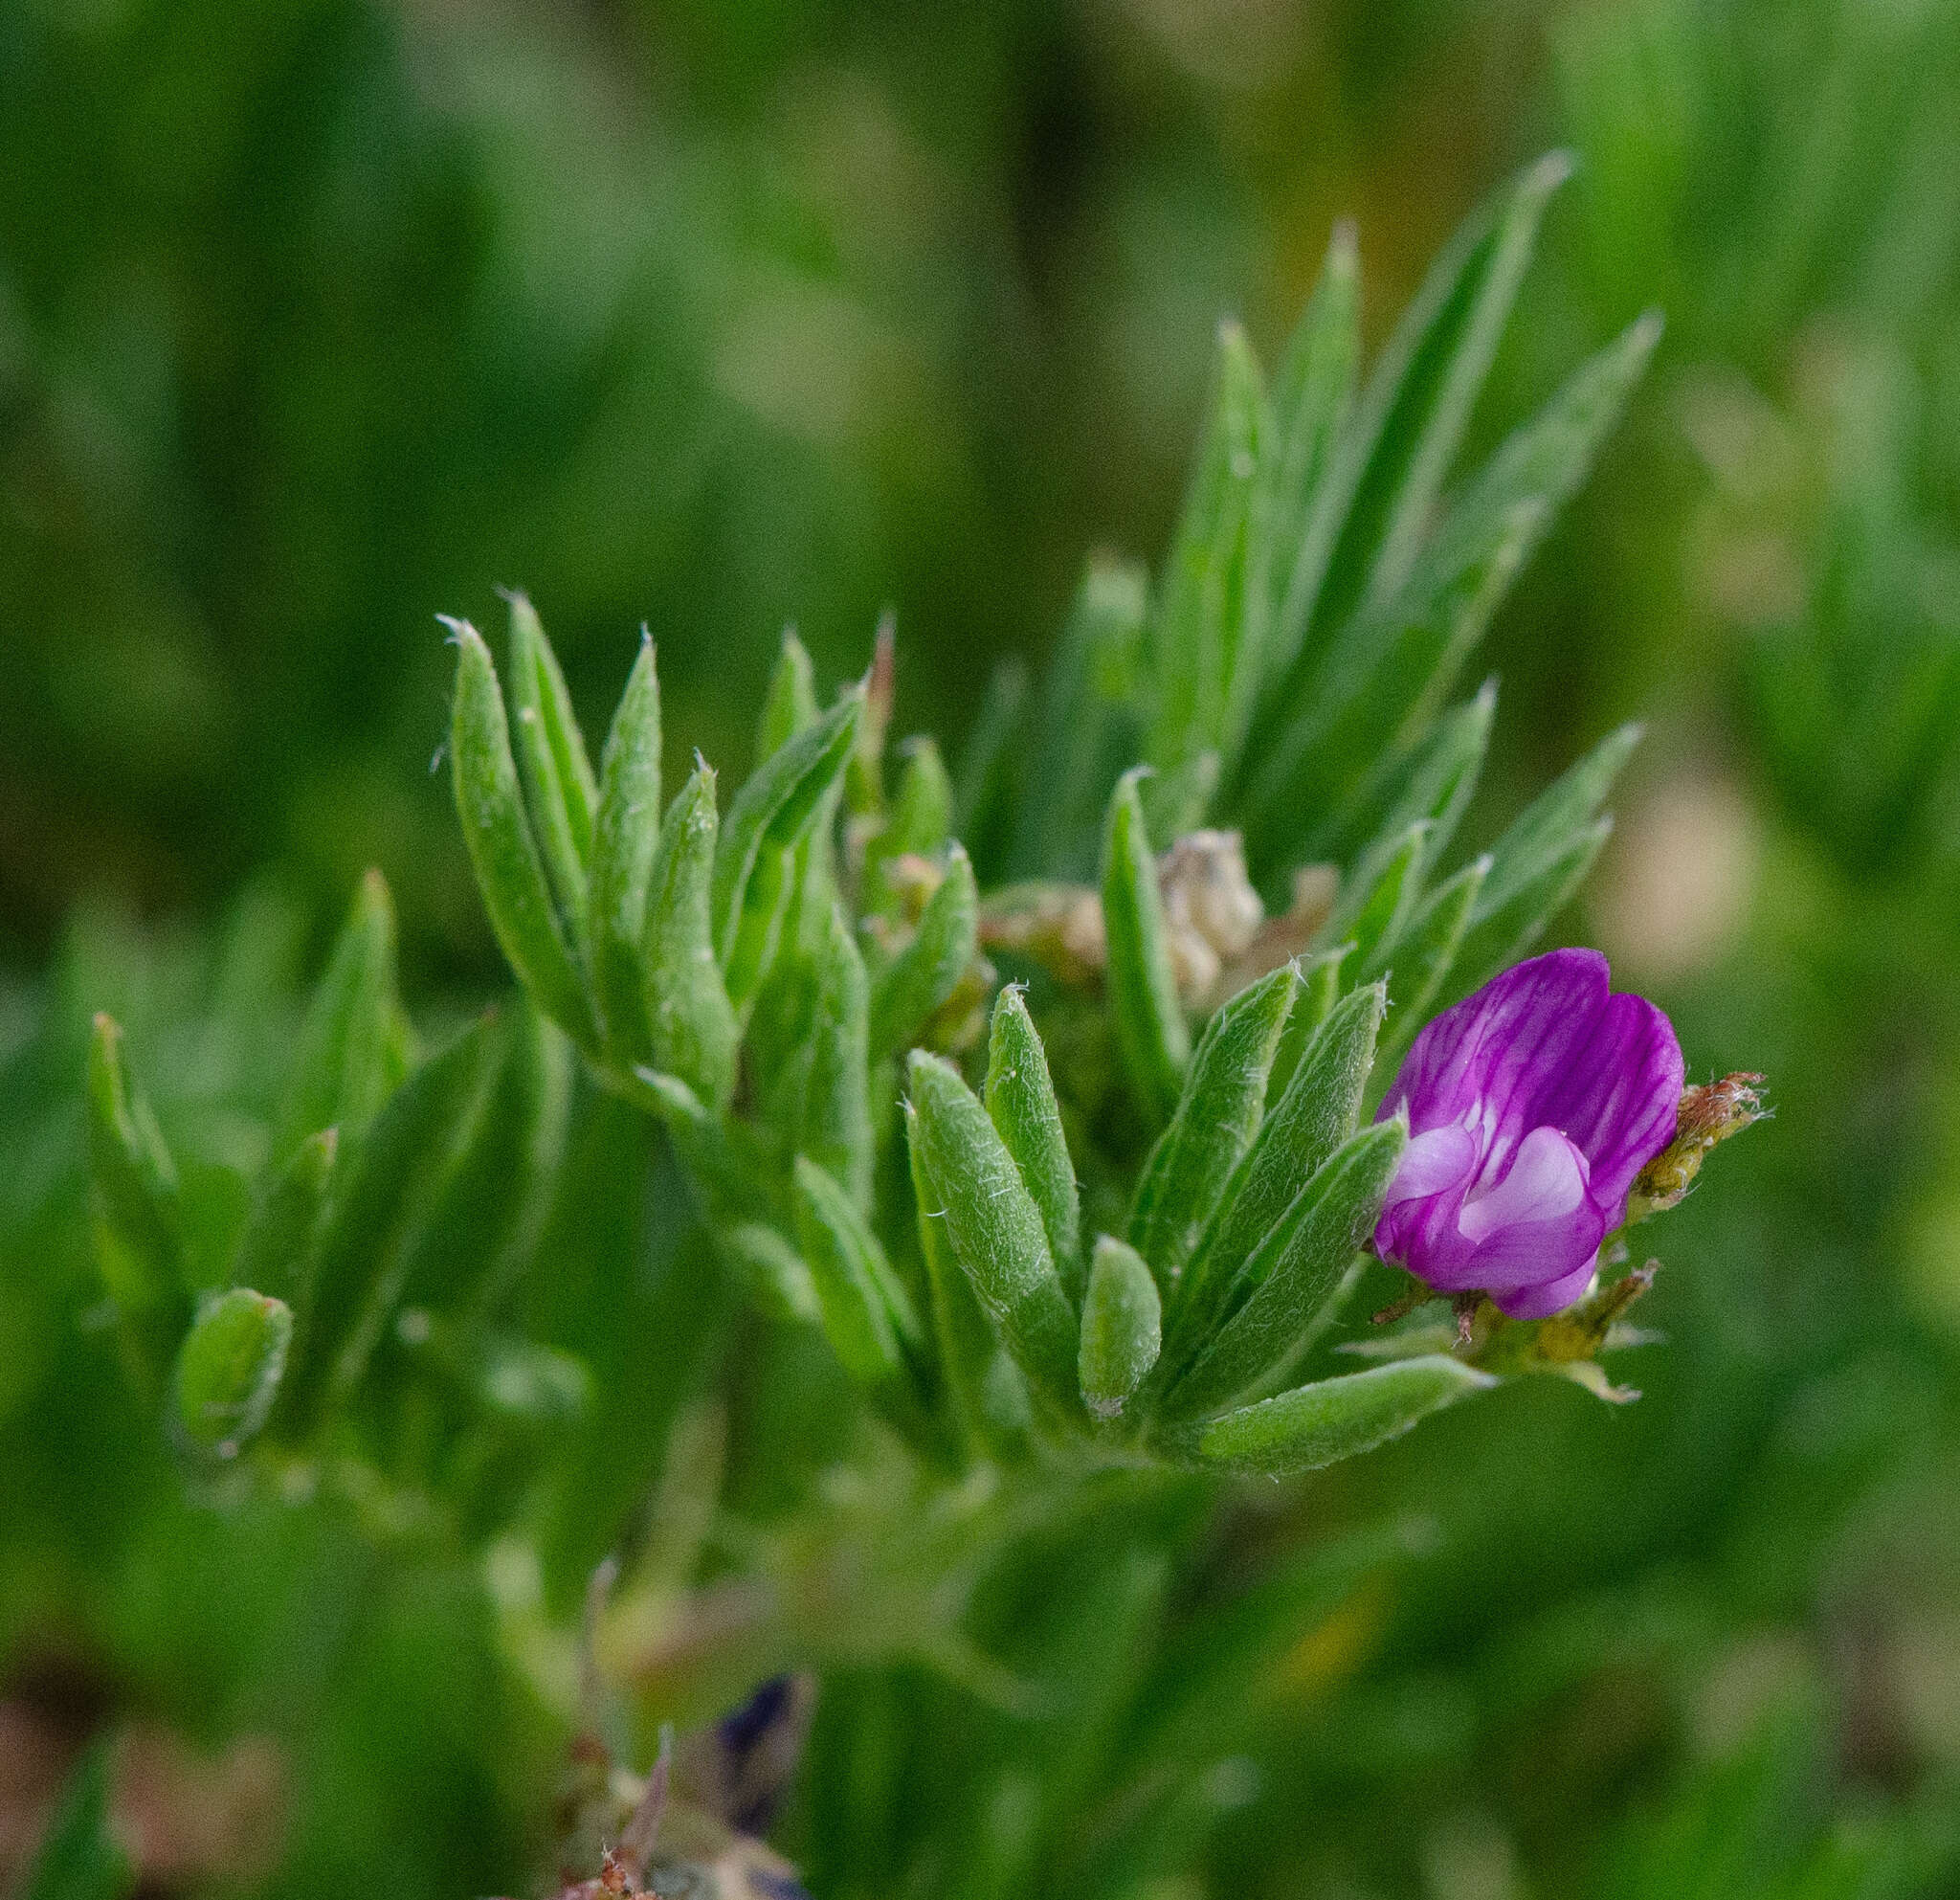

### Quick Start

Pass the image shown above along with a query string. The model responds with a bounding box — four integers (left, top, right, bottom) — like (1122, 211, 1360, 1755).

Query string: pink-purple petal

(1370, 949, 1684, 1320)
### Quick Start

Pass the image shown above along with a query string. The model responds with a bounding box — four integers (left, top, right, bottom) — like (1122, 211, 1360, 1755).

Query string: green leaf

(869, 843, 977, 1062)
(1013, 556, 1147, 881)
(983, 987, 1082, 1298)
(506, 592, 598, 958)
(906, 1050, 1080, 1424)
(1164, 1118, 1405, 1419)
(173, 1286, 292, 1456)
(22, 1744, 131, 1900)
(792, 1155, 913, 1387)
(1479, 722, 1639, 923)
(1378, 856, 1489, 1066)
(795, 896, 874, 1210)
(1243, 502, 1541, 865)
(1340, 821, 1431, 974)
(230, 1127, 337, 1305)
(1339, 680, 1496, 876)
(276, 869, 408, 1158)
(720, 1222, 821, 1327)
(952, 656, 1029, 884)
(712, 690, 860, 1007)
(1102, 768, 1191, 1129)
(1148, 319, 1267, 787)
(1172, 1355, 1495, 1474)
(758, 629, 819, 758)
(589, 635, 663, 1064)
(1250, 220, 1361, 747)
(1168, 979, 1384, 1363)
(1450, 816, 1613, 1004)
(642, 767, 740, 1116)
(1079, 1235, 1162, 1420)
(278, 1019, 497, 1435)
(1266, 945, 1348, 1105)
(86, 1013, 189, 1393)
(1316, 152, 1572, 638)
(1128, 963, 1296, 1290)
(910, 1113, 1028, 1464)
(863, 737, 954, 915)
(448, 620, 596, 1049)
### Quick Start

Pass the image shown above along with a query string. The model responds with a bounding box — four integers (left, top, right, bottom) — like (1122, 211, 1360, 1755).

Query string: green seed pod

(642, 767, 740, 1116)
(869, 843, 977, 1062)
(173, 1287, 292, 1457)
(448, 620, 596, 1049)
(1079, 1236, 1162, 1420)
(1102, 768, 1190, 1129)
(982, 987, 1080, 1296)
(905, 1050, 1079, 1425)
(589, 636, 663, 1064)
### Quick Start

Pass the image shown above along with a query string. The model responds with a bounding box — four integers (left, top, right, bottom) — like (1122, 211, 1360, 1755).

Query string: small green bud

(174, 1287, 292, 1456)
(1079, 1237, 1161, 1420)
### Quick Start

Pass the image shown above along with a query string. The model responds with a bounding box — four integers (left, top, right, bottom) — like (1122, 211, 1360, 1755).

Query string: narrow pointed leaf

(1165, 1118, 1405, 1419)
(1169, 979, 1384, 1358)
(720, 1223, 821, 1327)
(276, 870, 407, 1157)
(1339, 680, 1496, 872)
(906, 1050, 1079, 1421)
(278, 1020, 495, 1434)
(1342, 821, 1431, 973)
(173, 1287, 292, 1455)
(1318, 152, 1572, 637)
(792, 1155, 910, 1386)
(1379, 856, 1489, 1065)
(642, 767, 740, 1116)
(953, 656, 1028, 884)
(1014, 556, 1147, 881)
(231, 1127, 337, 1305)
(1079, 1235, 1162, 1419)
(86, 1014, 189, 1390)
(1448, 816, 1614, 1005)
(1128, 963, 1296, 1289)
(984, 987, 1081, 1296)
(1102, 768, 1190, 1129)
(1478, 723, 1640, 920)
(450, 621, 596, 1047)
(797, 897, 874, 1210)
(759, 630, 819, 758)
(1149, 320, 1267, 782)
(864, 737, 954, 914)
(1253, 221, 1361, 733)
(910, 1111, 1028, 1463)
(1266, 945, 1348, 1105)
(1170, 1355, 1495, 1474)
(712, 691, 860, 998)
(589, 636, 663, 1063)
(506, 593, 597, 955)
(869, 843, 977, 1062)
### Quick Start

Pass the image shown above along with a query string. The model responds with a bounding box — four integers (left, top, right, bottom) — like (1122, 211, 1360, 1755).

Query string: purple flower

(1372, 949, 1684, 1320)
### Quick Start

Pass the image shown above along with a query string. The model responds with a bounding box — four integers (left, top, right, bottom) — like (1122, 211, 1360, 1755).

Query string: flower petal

(1490, 1252, 1599, 1320)
(1528, 990, 1684, 1213)
(1459, 1127, 1608, 1294)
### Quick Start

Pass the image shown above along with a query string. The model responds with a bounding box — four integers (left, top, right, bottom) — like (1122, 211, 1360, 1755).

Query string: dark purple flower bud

(1372, 950, 1684, 1320)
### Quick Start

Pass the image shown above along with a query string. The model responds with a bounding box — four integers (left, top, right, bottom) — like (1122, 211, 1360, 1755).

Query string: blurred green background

(4, 0, 1960, 1895)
